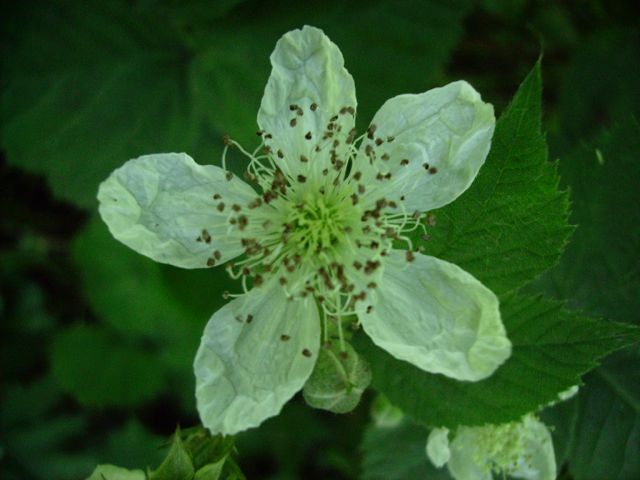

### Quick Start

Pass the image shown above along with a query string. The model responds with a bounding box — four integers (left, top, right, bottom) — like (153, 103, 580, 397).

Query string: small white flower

(426, 415, 556, 480)
(98, 26, 511, 435)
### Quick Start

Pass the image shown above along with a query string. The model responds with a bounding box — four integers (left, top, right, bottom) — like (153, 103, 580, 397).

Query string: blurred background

(1, 1, 638, 479)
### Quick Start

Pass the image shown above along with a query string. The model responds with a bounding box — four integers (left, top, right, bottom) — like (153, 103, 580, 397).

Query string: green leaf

(360, 419, 449, 480)
(302, 341, 371, 414)
(0, 1, 227, 208)
(567, 357, 640, 479)
(414, 61, 572, 297)
(355, 294, 640, 428)
(50, 324, 165, 407)
(194, 460, 225, 480)
(535, 121, 640, 478)
(148, 430, 195, 480)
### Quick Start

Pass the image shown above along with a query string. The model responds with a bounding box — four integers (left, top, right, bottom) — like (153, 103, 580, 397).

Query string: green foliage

(303, 341, 371, 414)
(414, 61, 572, 297)
(51, 324, 165, 407)
(536, 121, 640, 478)
(357, 294, 640, 428)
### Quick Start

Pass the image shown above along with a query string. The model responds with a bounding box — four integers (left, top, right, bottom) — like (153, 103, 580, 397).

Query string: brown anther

(387, 135, 395, 142)
(213, 193, 221, 200)
(366, 305, 373, 314)
(353, 171, 362, 181)
(279, 277, 287, 285)
(351, 194, 359, 205)
(213, 250, 221, 260)
(256, 130, 263, 136)
(225, 171, 233, 181)
(406, 250, 416, 262)
(305, 131, 312, 140)
(216, 202, 225, 212)
(381, 153, 390, 161)
(367, 124, 377, 139)
(310, 102, 318, 111)
(231, 204, 241, 212)
(206, 258, 216, 267)
(429, 166, 438, 175)
(281, 334, 290, 341)
(277, 149, 284, 158)
(302, 348, 312, 357)
(289, 104, 297, 111)
(246, 314, 254, 323)
(223, 134, 232, 146)
(358, 184, 365, 194)
(401, 159, 409, 166)
(367, 282, 377, 289)
(264, 133, 273, 139)
(300, 155, 309, 163)
(297, 174, 307, 183)
(290, 118, 297, 127)
(375, 138, 384, 146)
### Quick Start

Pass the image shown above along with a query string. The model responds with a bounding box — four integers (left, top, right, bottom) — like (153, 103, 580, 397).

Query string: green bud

(370, 394, 404, 428)
(302, 341, 371, 413)
(194, 458, 225, 480)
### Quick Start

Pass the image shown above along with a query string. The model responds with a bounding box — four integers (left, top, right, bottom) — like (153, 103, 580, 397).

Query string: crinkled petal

(194, 281, 320, 435)
(426, 427, 451, 468)
(448, 430, 493, 480)
(356, 81, 495, 212)
(511, 416, 556, 480)
(98, 153, 257, 268)
(258, 25, 357, 179)
(358, 251, 511, 381)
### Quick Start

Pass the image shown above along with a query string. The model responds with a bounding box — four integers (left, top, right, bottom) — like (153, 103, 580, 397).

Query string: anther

(281, 334, 290, 341)
(310, 102, 318, 111)
(297, 175, 307, 183)
(290, 118, 297, 127)
(401, 159, 409, 166)
(225, 171, 233, 181)
(222, 134, 232, 146)
(428, 166, 438, 175)
(216, 202, 225, 212)
(212, 193, 221, 200)
(305, 131, 312, 140)
(302, 349, 312, 357)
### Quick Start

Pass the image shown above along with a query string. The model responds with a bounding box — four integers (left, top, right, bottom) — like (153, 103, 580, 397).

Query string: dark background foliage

(1, 1, 638, 479)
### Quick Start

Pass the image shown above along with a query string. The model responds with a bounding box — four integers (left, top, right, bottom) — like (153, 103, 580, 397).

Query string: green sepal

(303, 341, 371, 414)
(148, 428, 195, 480)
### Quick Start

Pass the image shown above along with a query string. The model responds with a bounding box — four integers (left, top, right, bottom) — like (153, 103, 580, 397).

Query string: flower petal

(510, 416, 556, 480)
(258, 26, 357, 179)
(447, 429, 493, 480)
(357, 81, 495, 212)
(358, 251, 511, 381)
(194, 281, 320, 435)
(98, 153, 257, 268)
(426, 427, 451, 468)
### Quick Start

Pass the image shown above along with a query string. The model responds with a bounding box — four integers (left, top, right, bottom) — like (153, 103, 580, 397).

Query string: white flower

(426, 415, 556, 480)
(97, 26, 511, 435)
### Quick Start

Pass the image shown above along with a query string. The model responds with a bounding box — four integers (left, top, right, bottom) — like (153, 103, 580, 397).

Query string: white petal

(258, 26, 357, 179)
(426, 427, 451, 468)
(448, 430, 493, 480)
(357, 81, 495, 212)
(194, 281, 320, 435)
(98, 153, 256, 268)
(358, 251, 511, 381)
(511, 416, 556, 480)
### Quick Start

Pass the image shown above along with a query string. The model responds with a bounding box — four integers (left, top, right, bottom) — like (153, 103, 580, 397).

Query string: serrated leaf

(356, 294, 640, 428)
(360, 419, 449, 480)
(414, 61, 572, 297)
(50, 324, 165, 407)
